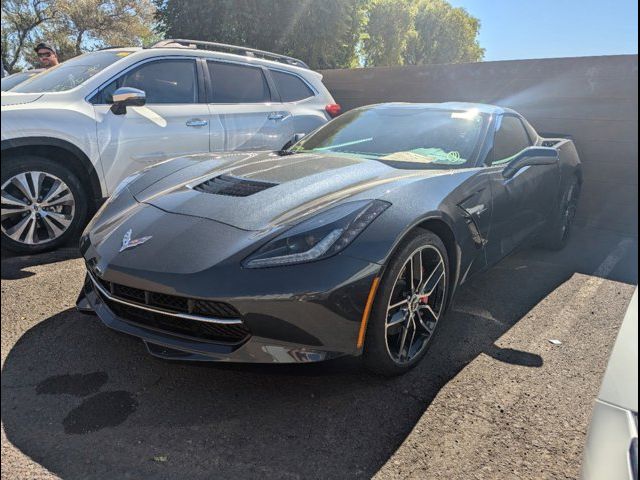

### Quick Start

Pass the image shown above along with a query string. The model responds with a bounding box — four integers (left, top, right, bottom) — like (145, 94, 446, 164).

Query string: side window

(98, 59, 198, 104)
(207, 61, 270, 103)
(491, 116, 532, 165)
(270, 70, 314, 102)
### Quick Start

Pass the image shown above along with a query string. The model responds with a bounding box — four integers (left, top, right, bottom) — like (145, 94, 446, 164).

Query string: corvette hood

(134, 151, 447, 231)
(1, 92, 44, 106)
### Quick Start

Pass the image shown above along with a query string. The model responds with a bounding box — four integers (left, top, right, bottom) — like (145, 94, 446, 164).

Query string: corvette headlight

(244, 200, 390, 268)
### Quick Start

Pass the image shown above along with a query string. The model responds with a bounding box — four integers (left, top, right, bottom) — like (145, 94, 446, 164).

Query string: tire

(539, 177, 580, 251)
(1, 155, 89, 254)
(363, 229, 450, 376)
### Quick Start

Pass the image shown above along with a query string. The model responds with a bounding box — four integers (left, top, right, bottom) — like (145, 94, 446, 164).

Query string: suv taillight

(325, 103, 341, 118)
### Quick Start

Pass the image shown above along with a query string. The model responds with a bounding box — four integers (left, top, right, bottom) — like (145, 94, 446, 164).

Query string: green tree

(2, 0, 155, 70)
(406, 0, 483, 65)
(361, 0, 483, 67)
(155, 0, 366, 69)
(1, 0, 56, 72)
(361, 0, 415, 67)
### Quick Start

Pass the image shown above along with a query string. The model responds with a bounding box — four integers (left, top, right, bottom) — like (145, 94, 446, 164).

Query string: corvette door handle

(186, 119, 208, 127)
(268, 112, 287, 121)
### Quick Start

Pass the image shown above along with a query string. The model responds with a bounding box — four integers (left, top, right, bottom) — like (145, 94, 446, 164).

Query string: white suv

(1, 39, 339, 253)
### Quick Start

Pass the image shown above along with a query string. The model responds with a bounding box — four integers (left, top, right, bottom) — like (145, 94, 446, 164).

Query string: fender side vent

(193, 174, 278, 197)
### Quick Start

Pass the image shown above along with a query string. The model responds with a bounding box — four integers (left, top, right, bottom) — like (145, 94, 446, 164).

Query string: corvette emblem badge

(120, 229, 152, 252)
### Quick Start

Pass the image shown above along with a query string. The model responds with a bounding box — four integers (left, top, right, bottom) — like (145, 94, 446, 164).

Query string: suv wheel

(1, 155, 88, 254)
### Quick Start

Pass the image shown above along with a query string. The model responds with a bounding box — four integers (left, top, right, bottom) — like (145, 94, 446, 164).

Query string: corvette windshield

(293, 106, 488, 168)
(10, 51, 129, 93)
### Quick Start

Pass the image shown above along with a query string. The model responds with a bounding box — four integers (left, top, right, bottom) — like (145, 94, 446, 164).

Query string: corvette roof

(364, 102, 516, 116)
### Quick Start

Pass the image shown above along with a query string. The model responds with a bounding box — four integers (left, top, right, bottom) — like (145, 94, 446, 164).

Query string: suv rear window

(207, 61, 270, 103)
(270, 70, 314, 102)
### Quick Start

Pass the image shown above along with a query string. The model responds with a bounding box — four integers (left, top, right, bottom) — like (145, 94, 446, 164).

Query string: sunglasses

(37, 52, 52, 58)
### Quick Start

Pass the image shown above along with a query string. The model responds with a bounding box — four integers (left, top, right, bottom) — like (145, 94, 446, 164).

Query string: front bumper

(77, 254, 381, 364)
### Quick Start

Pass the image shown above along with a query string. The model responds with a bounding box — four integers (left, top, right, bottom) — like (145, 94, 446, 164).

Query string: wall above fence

(321, 55, 638, 235)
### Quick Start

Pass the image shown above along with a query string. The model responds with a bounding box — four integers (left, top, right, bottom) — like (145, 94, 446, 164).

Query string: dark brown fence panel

(321, 55, 638, 235)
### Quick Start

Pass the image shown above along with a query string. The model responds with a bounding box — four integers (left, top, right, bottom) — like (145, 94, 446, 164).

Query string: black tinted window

(100, 59, 198, 104)
(492, 116, 532, 164)
(271, 70, 314, 102)
(208, 61, 270, 103)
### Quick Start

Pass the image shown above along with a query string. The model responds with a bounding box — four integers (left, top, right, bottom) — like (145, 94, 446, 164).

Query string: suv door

(206, 61, 294, 151)
(484, 114, 560, 264)
(92, 58, 213, 192)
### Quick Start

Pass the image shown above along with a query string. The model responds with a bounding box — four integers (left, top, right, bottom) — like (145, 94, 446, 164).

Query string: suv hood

(1, 92, 44, 107)
(132, 151, 448, 231)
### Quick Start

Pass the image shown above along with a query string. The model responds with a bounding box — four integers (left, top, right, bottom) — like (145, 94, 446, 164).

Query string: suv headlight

(243, 200, 390, 268)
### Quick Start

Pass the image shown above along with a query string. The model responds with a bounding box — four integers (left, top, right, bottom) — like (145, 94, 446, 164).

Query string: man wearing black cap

(34, 42, 59, 69)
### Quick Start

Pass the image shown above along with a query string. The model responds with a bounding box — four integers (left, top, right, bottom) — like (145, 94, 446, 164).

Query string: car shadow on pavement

(1, 246, 80, 280)
(1, 226, 636, 479)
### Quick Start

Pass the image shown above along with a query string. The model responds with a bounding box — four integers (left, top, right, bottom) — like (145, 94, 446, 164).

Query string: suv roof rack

(151, 39, 310, 69)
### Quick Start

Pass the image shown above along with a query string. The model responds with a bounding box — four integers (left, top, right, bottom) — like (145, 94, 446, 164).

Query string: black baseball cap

(34, 42, 56, 54)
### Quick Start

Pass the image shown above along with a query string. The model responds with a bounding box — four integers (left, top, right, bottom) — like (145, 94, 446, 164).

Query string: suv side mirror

(111, 87, 146, 115)
(502, 147, 558, 179)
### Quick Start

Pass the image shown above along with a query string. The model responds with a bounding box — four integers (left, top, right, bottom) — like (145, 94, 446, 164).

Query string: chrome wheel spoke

(41, 214, 66, 238)
(44, 211, 72, 228)
(411, 251, 423, 291)
(42, 190, 73, 207)
(420, 260, 445, 296)
(11, 174, 35, 203)
(2, 171, 75, 245)
(384, 244, 447, 365)
(1, 192, 30, 219)
(396, 318, 412, 361)
(41, 180, 67, 205)
(32, 172, 46, 200)
(388, 298, 409, 310)
(1, 191, 30, 208)
(5, 214, 34, 242)
(416, 304, 438, 333)
(386, 309, 409, 335)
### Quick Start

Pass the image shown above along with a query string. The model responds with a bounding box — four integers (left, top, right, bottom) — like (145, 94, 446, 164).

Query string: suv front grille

(193, 174, 278, 197)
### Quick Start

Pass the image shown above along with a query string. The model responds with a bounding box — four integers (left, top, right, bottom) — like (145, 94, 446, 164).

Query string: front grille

(92, 275, 240, 320)
(87, 272, 250, 343)
(193, 174, 278, 197)
(103, 297, 250, 343)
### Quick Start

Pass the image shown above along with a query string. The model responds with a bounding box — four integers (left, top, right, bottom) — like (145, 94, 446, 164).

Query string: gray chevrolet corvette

(77, 102, 581, 375)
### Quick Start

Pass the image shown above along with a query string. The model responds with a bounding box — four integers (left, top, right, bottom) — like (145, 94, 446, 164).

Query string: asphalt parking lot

(1, 226, 637, 480)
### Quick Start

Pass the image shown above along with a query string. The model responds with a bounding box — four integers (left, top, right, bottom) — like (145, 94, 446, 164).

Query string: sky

(448, 0, 638, 61)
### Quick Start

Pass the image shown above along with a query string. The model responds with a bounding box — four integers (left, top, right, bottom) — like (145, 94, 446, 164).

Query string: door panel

(483, 113, 562, 265)
(208, 104, 293, 152)
(93, 58, 214, 193)
(206, 60, 293, 152)
(485, 160, 559, 264)
(95, 104, 211, 192)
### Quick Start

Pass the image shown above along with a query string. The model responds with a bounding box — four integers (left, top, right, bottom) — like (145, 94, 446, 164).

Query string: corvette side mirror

(502, 147, 558, 179)
(280, 132, 306, 151)
(111, 87, 146, 115)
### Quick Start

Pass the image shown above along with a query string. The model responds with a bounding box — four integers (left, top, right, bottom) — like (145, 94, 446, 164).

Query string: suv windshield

(292, 106, 488, 168)
(10, 51, 131, 93)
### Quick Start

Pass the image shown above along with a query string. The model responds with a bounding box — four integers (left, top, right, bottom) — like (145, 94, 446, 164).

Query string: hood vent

(193, 174, 278, 197)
